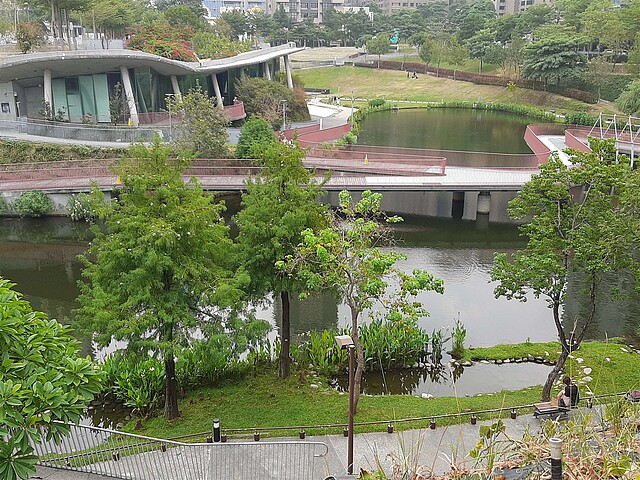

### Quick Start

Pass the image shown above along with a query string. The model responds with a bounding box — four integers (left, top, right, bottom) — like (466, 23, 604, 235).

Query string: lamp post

(334, 334, 355, 475)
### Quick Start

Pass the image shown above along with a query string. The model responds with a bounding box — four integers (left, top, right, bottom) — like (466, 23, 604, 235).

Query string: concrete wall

(0, 81, 16, 122)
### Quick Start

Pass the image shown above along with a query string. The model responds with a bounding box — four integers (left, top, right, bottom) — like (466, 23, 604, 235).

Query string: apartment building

(494, 0, 551, 17)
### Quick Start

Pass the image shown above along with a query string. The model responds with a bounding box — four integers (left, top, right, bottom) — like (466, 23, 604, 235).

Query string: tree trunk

(164, 355, 180, 420)
(350, 304, 363, 414)
(542, 348, 569, 401)
(278, 290, 291, 379)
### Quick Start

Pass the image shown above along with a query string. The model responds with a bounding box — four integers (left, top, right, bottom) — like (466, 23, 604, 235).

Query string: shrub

(368, 98, 386, 108)
(235, 77, 309, 130)
(67, 189, 106, 222)
(16, 21, 45, 53)
(236, 116, 277, 158)
(12, 191, 54, 217)
(127, 21, 196, 61)
(0, 195, 7, 213)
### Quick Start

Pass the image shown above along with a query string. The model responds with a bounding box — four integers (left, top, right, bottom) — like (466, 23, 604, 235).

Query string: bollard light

(470, 415, 477, 425)
(213, 418, 221, 443)
(387, 424, 394, 434)
(206, 436, 212, 443)
(511, 409, 517, 419)
(430, 419, 436, 430)
(299, 429, 306, 439)
(221, 434, 227, 443)
(550, 437, 563, 480)
(254, 431, 260, 442)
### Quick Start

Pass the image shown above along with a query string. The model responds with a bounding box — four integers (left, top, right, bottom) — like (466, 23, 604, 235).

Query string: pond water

(357, 108, 533, 154)
(2, 207, 638, 406)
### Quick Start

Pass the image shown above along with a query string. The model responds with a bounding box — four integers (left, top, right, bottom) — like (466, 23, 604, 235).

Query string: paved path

(31, 407, 598, 480)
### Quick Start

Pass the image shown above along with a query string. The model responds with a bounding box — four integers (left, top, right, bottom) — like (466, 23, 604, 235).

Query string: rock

(503, 359, 511, 363)
(496, 359, 503, 364)
(480, 360, 490, 364)
(462, 361, 473, 367)
(310, 384, 319, 389)
(421, 393, 434, 399)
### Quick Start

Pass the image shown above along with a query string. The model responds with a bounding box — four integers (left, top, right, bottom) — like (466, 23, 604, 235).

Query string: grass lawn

(296, 66, 619, 116)
(131, 340, 640, 440)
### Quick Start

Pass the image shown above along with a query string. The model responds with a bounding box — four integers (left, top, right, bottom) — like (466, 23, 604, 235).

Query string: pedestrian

(412, 72, 418, 79)
(406, 70, 410, 78)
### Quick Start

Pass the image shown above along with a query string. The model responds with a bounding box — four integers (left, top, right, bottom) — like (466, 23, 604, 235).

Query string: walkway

(31, 407, 601, 479)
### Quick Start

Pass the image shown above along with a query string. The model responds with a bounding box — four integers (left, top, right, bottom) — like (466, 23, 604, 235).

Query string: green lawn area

(296, 66, 618, 116)
(132, 340, 640, 440)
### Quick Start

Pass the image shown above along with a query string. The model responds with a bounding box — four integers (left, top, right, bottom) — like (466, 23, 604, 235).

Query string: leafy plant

(235, 116, 277, 159)
(430, 328, 450, 364)
(16, 21, 45, 53)
(66, 188, 106, 223)
(450, 316, 466, 359)
(127, 21, 196, 61)
(0, 278, 103, 480)
(12, 191, 54, 217)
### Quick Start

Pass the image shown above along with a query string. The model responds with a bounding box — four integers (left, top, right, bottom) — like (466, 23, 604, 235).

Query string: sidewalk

(31, 407, 581, 479)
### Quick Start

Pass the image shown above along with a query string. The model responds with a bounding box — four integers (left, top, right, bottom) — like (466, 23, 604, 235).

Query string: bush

(368, 98, 386, 108)
(13, 191, 54, 217)
(67, 189, 105, 222)
(236, 116, 277, 158)
(0, 141, 125, 164)
(0, 195, 7, 213)
(235, 77, 310, 130)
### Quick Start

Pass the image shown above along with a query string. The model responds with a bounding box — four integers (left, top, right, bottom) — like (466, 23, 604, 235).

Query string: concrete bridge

(0, 122, 598, 222)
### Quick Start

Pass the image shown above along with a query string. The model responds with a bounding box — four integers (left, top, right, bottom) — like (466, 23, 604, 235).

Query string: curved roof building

(0, 42, 303, 126)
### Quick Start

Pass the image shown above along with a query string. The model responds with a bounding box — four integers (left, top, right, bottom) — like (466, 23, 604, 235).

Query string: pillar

(170, 75, 182, 99)
(476, 191, 491, 230)
(211, 74, 223, 108)
(284, 55, 293, 89)
(451, 191, 465, 219)
(477, 191, 491, 215)
(119, 66, 139, 127)
(263, 62, 272, 80)
(43, 69, 52, 111)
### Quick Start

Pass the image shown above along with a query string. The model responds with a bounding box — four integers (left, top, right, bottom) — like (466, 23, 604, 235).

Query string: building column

(211, 73, 223, 107)
(170, 75, 182, 99)
(119, 66, 139, 126)
(43, 69, 52, 110)
(284, 55, 293, 89)
(263, 62, 272, 80)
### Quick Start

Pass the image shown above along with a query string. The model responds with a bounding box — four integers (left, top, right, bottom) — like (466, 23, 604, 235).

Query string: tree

(192, 31, 251, 59)
(367, 34, 390, 67)
(235, 77, 302, 130)
(76, 140, 250, 420)
(278, 190, 444, 410)
(0, 278, 103, 480)
(466, 28, 496, 73)
(521, 27, 586, 87)
(220, 10, 248, 38)
(166, 87, 231, 158)
(236, 116, 277, 159)
(616, 79, 640, 116)
(418, 37, 434, 65)
(235, 142, 329, 378)
(448, 36, 469, 79)
(16, 21, 45, 53)
(164, 5, 203, 30)
(491, 140, 638, 401)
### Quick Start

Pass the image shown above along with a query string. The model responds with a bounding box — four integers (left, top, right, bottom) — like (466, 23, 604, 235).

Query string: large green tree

(76, 140, 249, 419)
(491, 139, 639, 401)
(235, 142, 328, 378)
(0, 278, 103, 480)
(615, 79, 640, 116)
(278, 190, 444, 410)
(521, 26, 586, 87)
(367, 34, 390, 67)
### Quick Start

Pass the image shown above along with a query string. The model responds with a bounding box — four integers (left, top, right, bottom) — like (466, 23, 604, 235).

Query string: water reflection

(337, 361, 552, 397)
(357, 109, 533, 154)
(1, 215, 638, 357)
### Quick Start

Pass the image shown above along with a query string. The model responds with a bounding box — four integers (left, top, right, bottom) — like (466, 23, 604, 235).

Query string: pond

(1, 214, 638, 401)
(356, 108, 533, 154)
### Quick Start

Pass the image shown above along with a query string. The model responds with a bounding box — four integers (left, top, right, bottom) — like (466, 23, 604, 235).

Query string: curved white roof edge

(0, 42, 304, 81)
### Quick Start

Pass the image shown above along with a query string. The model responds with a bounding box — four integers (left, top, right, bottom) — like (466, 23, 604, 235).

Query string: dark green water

(357, 108, 533, 153)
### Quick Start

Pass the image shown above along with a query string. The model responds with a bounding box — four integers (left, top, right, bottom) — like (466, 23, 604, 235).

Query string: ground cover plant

(126, 339, 640, 440)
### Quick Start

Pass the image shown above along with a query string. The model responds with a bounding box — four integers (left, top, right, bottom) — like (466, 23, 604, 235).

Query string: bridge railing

(33, 420, 329, 480)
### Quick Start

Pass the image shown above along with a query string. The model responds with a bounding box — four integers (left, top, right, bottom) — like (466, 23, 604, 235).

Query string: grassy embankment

(133, 340, 640, 440)
(296, 66, 619, 117)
